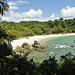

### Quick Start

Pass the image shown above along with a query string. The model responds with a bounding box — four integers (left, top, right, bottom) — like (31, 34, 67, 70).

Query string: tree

(48, 20, 54, 28)
(0, 42, 13, 57)
(38, 56, 58, 75)
(0, 0, 9, 16)
(54, 19, 59, 27)
(59, 18, 64, 21)
(59, 53, 75, 75)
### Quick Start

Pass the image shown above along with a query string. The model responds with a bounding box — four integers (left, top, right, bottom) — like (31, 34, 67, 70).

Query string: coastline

(39, 33, 75, 44)
(11, 33, 75, 50)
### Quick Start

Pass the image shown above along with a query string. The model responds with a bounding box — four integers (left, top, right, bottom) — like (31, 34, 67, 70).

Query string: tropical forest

(0, 0, 75, 75)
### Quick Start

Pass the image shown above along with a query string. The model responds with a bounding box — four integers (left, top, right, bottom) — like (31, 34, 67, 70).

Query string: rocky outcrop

(22, 42, 33, 50)
(32, 40, 44, 49)
(14, 40, 45, 53)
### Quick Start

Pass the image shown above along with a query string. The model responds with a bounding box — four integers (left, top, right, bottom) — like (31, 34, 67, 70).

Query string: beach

(11, 33, 75, 50)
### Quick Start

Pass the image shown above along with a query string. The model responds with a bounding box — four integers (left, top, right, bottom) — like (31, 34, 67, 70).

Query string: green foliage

(0, 18, 75, 40)
(0, 52, 75, 75)
(59, 52, 75, 75)
(0, 54, 35, 75)
(0, 42, 13, 57)
(38, 56, 58, 75)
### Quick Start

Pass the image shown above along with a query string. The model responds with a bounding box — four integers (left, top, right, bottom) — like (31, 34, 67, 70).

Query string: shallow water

(28, 35, 75, 63)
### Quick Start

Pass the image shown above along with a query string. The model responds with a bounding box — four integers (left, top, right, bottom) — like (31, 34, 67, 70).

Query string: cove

(28, 35, 75, 63)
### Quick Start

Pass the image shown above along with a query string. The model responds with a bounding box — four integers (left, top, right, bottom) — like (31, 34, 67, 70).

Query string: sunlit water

(28, 35, 75, 63)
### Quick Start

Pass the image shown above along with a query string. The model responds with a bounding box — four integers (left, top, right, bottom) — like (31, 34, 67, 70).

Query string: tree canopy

(0, 18, 75, 40)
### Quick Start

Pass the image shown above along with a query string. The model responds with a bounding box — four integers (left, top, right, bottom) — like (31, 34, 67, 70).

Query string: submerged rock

(70, 46, 74, 47)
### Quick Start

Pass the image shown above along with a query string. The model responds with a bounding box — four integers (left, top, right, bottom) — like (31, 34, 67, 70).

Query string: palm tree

(0, 0, 9, 16)
(0, 0, 9, 43)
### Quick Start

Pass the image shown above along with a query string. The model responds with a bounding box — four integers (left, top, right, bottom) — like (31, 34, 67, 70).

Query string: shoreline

(39, 33, 75, 44)
(11, 33, 75, 50)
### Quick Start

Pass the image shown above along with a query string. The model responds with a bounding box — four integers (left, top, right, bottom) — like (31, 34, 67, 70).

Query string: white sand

(11, 33, 75, 50)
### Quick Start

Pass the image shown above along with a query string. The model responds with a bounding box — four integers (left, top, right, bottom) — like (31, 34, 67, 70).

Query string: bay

(28, 35, 75, 63)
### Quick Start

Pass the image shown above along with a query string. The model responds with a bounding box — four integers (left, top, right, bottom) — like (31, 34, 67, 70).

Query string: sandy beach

(11, 33, 75, 50)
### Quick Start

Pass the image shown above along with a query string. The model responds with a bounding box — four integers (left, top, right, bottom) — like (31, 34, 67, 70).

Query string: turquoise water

(28, 35, 75, 63)
(45, 35, 75, 45)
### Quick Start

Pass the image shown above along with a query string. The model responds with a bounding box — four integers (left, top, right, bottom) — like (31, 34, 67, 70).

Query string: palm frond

(0, 0, 9, 16)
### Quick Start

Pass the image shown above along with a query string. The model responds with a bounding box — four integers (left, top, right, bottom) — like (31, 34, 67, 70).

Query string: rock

(70, 46, 74, 47)
(14, 46, 27, 53)
(32, 40, 45, 49)
(22, 42, 29, 48)
(15, 41, 45, 54)
(34, 48, 38, 51)
(34, 45, 40, 48)
(28, 45, 33, 51)
(22, 42, 33, 51)
(40, 45, 44, 49)
(34, 40, 39, 45)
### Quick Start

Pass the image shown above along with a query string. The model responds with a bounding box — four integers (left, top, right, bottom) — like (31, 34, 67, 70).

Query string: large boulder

(22, 42, 33, 50)
(34, 40, 39, 45)
(32, 40, 44, 49)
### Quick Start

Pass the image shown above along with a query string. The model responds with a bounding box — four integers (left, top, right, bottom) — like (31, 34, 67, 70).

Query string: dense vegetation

(0, 18, 75, 74)
(0, 1, 75, 74)
(0, 18, 75, 40)
(0, 43, 75, 75)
